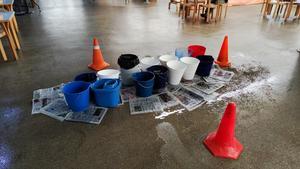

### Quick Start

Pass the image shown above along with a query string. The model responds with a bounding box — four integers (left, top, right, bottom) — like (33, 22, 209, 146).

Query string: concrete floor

(0, 0, 300, 168)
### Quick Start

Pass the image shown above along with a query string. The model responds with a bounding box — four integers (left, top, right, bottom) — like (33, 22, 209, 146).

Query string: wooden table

(0, 0, 20, 33)
(0, 11, 20, 60)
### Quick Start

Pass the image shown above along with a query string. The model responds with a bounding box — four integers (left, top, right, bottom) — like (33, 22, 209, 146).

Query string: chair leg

(224, 4, 228, 18)
(9, 21, 21, 50)
(1, 23, 18, 60)
(0, 40, 8, 61)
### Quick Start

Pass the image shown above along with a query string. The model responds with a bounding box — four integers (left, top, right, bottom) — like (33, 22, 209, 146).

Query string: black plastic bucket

(147, 65, 168, 89)
(196, 55, 214, 77)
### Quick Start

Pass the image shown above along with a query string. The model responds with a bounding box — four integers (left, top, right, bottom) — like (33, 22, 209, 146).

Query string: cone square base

(88, 62, 110, 71)
(215, 60, 231, 68)
(203, 131, 243, 160)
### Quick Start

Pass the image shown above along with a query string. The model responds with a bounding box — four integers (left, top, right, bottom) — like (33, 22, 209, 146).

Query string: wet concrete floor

(0, 0, 299, 168)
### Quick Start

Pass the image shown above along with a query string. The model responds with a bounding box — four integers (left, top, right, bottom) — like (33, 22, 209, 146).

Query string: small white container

(180, 57, 200, 80)
(159, 55, 177, 66)
(97, 69, 120, 79)
(166, 60, 187, 85)
(140, 57, 160, 71)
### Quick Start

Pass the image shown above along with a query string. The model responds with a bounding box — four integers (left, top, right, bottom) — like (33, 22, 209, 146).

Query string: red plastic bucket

(188, 45, 206, 57)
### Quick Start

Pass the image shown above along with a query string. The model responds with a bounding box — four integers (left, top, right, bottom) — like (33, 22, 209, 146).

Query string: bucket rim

(180, 57, 200, 65)
(97, 69, 120, 76)
(166, 60, 187, 71)
(63, 81, 91, 94)
(132, 71, 155, 82)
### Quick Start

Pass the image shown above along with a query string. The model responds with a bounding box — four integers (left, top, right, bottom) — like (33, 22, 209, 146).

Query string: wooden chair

(198, 0, 218, 23)
(263, 0, 278, 17)
(215, 1, 228, 21)
(295, 1, 300, 18)
(179, 0, 198, 21)
(273, 0, 290, 18)
(169, 0, 181, 10)
(0, 30, 8, 61)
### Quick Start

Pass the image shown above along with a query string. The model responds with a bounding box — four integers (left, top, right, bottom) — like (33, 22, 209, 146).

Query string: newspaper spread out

(157, 92, 179, 109)
(129, 96, 163, 115)
(65, 106, 107, 125)
(121, 87, 136, 102)
(210, 69, 234, 82)
(170, 87, 206, 111)
(40, 98, 70, 121)
(181, 75, 202, 86)
(188, 81, 224, 94)
(166, 84, 181, 93)
(185, 86, 219, 102)
(32, 84, 64, 114)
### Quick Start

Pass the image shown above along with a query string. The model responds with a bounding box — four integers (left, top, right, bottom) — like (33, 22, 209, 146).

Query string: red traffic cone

(88, 38, 110, 71)
(203, 102, 243, 159)
(215, 36, 231, 68)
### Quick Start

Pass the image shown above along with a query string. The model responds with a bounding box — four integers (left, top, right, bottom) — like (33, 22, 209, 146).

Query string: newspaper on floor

(181, 75, 202, 86)
(166, 84, 181, 93)
(157, 92, 179, 109)
(210, 69, 234, 82)
(65, 106, 107, 125)
(188, 81, 224, 94)
(171, 87, 206, 111)
(185, 86, 219, 102)
(129, 96, 163, 115)
(40, 98, 70, 121)
(31, 84, 64, 114)
(121, 87, 136, 102)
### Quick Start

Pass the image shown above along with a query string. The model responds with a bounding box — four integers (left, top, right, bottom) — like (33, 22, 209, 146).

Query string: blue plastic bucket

(147, 65, 168, 90)
(74, 72, 97, 83)
(63, 81, 91, 112)
(196, 55, 214, 77)
(91, 79, 121, 108)
(132, 71, 155, 97)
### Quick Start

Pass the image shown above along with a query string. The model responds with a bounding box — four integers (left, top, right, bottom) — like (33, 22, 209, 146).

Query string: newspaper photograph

(31, 98, 53, 114)
(157, 92, 179, 109)
(171, 87, 206, 111)
(65, 106, 108, 125)
(166, 84, 181, 93)
(210, 69, 234, 82)
(189, 81, 224, 94)
(185, 86, 219, 102)
(33, 83, 64, 100)
(121, 87, 136, 102)
(129, 96, 163, 115)
(181, 75, 202, 86)
(40, 98, 70, 121)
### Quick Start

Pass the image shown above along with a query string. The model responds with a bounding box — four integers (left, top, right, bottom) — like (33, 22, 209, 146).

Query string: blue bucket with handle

(63, 81, 91, 112)
(132, 71, 155, 97)
(147, 65, 168, 90)
(91, 79, 121, 108)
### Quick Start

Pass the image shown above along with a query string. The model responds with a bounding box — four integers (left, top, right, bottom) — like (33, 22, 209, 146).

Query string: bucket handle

(137, 82, 153, 89)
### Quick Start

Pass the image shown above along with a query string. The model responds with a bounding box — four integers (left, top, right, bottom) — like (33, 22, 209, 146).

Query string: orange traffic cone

(88, 38, 110, 71)
(203, 102, 243, 160)
(215, 36, 231, 67)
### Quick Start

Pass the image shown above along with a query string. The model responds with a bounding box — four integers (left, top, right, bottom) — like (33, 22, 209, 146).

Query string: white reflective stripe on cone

(94, 45, 100, 49)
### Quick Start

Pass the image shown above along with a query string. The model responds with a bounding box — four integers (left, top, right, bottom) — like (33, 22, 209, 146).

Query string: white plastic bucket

(140, 57, 160, 71)
(120, 65, 141, 86)
(180, 57, 200, 80)
(97, 69, 120, 79)
(166, 60, 187, 85)
(159, 55, 177, 66)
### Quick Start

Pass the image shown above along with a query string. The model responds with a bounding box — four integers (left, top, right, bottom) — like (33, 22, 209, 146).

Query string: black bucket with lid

(118, 54, 140, 70)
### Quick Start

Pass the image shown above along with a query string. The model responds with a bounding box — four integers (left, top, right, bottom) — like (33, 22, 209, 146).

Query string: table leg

(284, 2, 293, 21)
(1, 23, 18, 60)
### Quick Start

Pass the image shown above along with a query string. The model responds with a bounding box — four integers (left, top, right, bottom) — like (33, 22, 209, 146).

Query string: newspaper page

(171, 87, 206, 111)
(181, 75, 202, 86)
(32, 84, 64, 114)
(121, 87, 136, 102)
(210, 69, 234, 82)
(129, 96, 163, 115)
(65, 106, 108, 125)
(166, 84, 181, 93)
(157, 92, 179, 109)
(185, 86, 219, 102)
(189, 81, 224, 94)
(40, 98, 70, 121)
